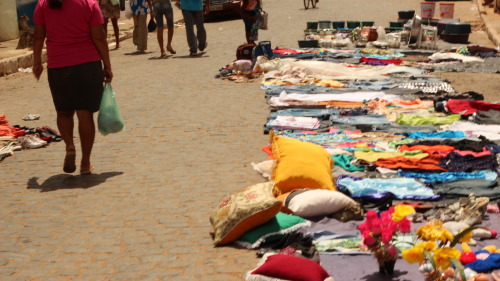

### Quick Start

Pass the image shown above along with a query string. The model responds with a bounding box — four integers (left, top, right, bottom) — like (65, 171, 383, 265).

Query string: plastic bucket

(440, 3, 454, 18)
(420, 2, 435, 19)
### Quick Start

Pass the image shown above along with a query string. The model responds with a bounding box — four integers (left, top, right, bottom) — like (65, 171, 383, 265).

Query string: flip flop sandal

(80, 165, 94, 175)
(63, 150, 76, 173)
(397, 201, 435, 213)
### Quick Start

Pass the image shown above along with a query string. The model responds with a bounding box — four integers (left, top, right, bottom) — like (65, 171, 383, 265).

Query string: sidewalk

(477, 0, 500, 48)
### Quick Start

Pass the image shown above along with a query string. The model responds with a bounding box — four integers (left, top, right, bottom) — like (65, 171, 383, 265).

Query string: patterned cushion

(235, 212, 310, 249)
(270, 131, 335, 196)
(210, 181, 283, 245)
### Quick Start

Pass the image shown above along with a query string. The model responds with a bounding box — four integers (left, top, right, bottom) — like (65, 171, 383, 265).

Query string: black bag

(252, 41, 273, 60)
(236, 43, 256, 60)
(147, 18, 157, 32)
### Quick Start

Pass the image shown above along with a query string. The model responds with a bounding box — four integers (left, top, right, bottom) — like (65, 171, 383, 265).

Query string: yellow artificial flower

(458, 228, 473, 243)
(416, 221, 453, 243)
(418, 241, 437, 252)
(402, 247, 425, 264)
(440, 229, 454, 243)
(392, 205, 416, 222)
(434, 247, 461, 269)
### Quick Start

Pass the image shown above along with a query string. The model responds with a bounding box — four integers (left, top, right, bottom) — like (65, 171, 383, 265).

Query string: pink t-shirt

(34, 0, 104, 68)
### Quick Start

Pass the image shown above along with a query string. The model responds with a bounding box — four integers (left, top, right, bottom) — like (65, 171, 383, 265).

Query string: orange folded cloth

(398, 144, 455, 154)
(375, 154, 447, 171)
(317, 101, 365, 108)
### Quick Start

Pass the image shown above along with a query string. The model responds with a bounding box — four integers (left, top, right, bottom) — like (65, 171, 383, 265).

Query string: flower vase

(378, 259, 397, 275)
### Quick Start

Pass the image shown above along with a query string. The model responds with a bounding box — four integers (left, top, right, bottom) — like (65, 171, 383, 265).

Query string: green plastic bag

(98, 83, 124, 136)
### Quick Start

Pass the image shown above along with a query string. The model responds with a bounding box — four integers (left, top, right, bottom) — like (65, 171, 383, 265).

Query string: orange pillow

(210, 182, 282, 245)
(270, 131, 335, 196)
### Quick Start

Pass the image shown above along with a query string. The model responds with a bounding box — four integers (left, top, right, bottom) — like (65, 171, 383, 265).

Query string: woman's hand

(104, 66, 113, 83)
(33, 63, 43, 80)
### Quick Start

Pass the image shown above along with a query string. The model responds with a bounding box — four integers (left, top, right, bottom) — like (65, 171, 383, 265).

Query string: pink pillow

(251, 254, 332, 281)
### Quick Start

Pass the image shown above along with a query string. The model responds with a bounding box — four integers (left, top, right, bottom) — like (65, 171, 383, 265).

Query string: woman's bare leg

(75, 110, 95, 173)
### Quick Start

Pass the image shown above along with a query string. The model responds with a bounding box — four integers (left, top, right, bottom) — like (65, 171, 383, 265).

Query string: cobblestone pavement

(0, 0, 499, 280)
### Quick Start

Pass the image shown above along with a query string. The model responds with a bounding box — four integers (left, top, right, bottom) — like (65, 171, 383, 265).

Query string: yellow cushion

(210, 181, 282, 246)
(270, 131, 335, 196)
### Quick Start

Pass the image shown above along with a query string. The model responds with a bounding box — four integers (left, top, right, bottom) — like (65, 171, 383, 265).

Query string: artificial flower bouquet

(402, 220, 477, 281)
(358, 205, 416, 274)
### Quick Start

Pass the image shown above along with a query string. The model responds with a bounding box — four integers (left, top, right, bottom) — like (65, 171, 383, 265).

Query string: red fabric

(0, 115, 24, 137)
(398, 144, 455, 154)
(261, 146, 274, 160)
(455, 147, 492, 157)
(273, 48, 314, 55)
(34, 0, 103, 68)
(359, 57, 403, 65)
(446, 99, 500, 116)
(375, 154, 447, 171)
(251, 254, 330, 281)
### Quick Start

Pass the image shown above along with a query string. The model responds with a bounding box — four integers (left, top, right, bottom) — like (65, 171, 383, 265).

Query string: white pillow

(286, 189, 357, 218)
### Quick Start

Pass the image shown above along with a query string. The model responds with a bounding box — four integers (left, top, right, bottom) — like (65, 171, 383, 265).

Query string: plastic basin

(444, 22, 471, 34)
(332, 21, 346, 29)
(398, 10, 415, 19)
(347, 21, 361, 28)
(298, 40, 319, 48)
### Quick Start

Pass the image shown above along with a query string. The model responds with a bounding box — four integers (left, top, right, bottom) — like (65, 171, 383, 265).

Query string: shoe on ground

(22, 114, 41, 121)
(199, 42, 207, 52)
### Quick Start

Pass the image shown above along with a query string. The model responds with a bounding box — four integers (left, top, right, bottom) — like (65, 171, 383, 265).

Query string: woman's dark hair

(49, 0, 63, 8)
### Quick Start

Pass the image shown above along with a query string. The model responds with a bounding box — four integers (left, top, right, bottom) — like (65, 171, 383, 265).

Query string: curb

(0, 31, 133, 77)
(475, 0, 500, 48)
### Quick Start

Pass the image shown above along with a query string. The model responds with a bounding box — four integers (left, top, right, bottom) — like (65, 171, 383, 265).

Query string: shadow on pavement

(26, 172, 123, 192)
(124, 51, 153, 55)
(148, 55, 172, 60)
(174, 53, 208, 59)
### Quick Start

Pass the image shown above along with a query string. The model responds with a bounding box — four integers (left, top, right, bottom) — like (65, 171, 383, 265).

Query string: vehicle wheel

(310, 0, 316, 8)
(304, 0, 309, 9)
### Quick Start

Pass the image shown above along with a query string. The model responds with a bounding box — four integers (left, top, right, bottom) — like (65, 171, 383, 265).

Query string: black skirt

(47, 61, 104, 112)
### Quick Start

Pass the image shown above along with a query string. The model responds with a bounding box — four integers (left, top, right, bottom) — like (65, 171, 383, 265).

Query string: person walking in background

(153, 0, 176, 57)
(175, 0, 208, 56)
(32, 0, 113, 175)
(240, 0, 260, 44)
(131, 0, 153, 53)
(100, 0, 122, 49)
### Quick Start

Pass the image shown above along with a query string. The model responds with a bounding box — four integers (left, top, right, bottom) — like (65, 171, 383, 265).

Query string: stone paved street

(1, 0, 499, 280)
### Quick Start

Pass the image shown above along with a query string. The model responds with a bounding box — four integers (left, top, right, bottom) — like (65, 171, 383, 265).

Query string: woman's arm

(147, 0, 153, 18)
(90, 25, 113, 82)
(32, 25, 46, 80)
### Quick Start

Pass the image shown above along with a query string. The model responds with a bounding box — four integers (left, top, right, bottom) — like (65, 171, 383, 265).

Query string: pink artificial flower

(381, 228, 394, 244)
(385, 244, 397, 257)
(387, 206, 395, 214)
(364, 235, 377, 247)
(380, 211, 392, 228)
(366, 210, 378, 221)
(358, 221, 370, 234)
(399, 217, 412, 234)
(369, 218, 382, 234)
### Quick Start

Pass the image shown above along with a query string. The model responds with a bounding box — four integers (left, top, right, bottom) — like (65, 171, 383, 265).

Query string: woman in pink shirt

(33, 0, 113, 175)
